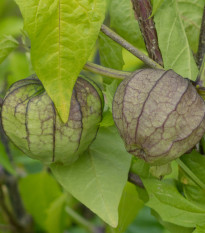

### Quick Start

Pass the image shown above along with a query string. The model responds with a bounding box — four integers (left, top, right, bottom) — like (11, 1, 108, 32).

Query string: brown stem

(197, 5, 205, 68)
(0, 111, 33, 232)
(131, 0, 164, 67)
(128, 172, 144, 188)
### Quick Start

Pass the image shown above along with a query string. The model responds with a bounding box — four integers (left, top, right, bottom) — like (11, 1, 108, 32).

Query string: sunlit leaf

(15, 0, 106, 122)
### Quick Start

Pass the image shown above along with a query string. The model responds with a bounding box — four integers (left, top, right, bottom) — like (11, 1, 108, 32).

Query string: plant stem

(101, 24, 163, 70)
(65, 206, 96, 233)
(128, 172, 144, 188)
(176, 158, 205, 190)
(84, 61, 131, 79)
(197, 5, 205, 68)
(131, 0, 164, 67)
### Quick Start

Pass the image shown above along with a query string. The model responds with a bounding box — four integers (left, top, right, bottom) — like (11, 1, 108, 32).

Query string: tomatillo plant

(0, 0, 205, 233)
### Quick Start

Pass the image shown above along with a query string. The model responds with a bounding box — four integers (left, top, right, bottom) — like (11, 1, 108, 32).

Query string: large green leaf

(143, 178, 205, 228)
(19, 171, 62, 229)
(99, 32, 124, 70)
(109, 0, 145, 48)
(51, 126, 132, 227)
(177, 0, 204, 53)
(15, 0, 105, 122)
(110, 182, 144, 233)
(154, 0, 198, 80)
(0, 35, 18, 64)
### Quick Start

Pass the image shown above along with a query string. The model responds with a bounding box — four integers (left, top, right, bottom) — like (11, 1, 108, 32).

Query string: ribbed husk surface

(1, 75, 103, 165)
(113, 69, 205, 165)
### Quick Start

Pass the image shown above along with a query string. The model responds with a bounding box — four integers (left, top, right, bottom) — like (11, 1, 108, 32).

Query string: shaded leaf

(111, 182, 144, 233)
(177, 0, 204, 53)
(180, 151, 205, 185)
(143, 178, 205, 227)
(15, 0, 106, 122)
(19, 171, 62, 229)
(193, 225, 205, 233)
(0, 35, 18, 64)
(99, 32, 124, 70)
(154, 0, 198, 80)
(51, 126, 132, 227)
(45, 194, 67, 233)
(109, 0, 145, 48)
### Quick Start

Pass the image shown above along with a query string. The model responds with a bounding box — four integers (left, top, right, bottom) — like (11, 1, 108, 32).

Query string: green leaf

(143, 178, 205, 227)
(100, 111, 114, 127)
(180, 151, 205, 185)
(45, 194, 67, 233)
(15, 0, 106, 122)
(150, 0, 164, 17)
(154, 0, 198, 80)
(126, 207, 165, 233)
(152, 210, 194, 233)
(0, 17, 23, 36)
(0, 140, 15, 174)
(193, 225, 205, 233)
(104, 80, 119, 112)
(99, 32, 124, 70)
(19, 171, 62, 229)
(111, 182, 144, 233)
(51, 126, 132, 227)
(109, 0, 145, 48)
(0, 35, 18, 64)
(177, 0, 204, 53)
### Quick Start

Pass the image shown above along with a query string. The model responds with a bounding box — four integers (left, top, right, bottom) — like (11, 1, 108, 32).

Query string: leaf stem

(84, 61, 131, 79)
(176, 158, 205, 190)
(101, 24, 163, 70)
(65, 206, 96, 233)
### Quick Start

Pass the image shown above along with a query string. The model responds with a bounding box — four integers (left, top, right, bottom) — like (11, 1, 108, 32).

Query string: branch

(0, 110, 33, 233)
(128, 172, 144, 188)
(101, 24, 163, 70)
(84, 61, 131, 79)
(197, 5, 205, 68)
(131, 0, 164, 67)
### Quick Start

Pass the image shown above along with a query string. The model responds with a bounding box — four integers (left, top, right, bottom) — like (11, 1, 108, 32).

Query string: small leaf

(193, 225, 205, 233)
(180, 150, 205, 185)
(99, 32, 124, 70)
(104, 80, 119, 112)
(150, 0, 164, 17)
(15, 0, 106, 122)
(111, 182, 144, 233)
(100, 111, 114, 127)
(143, 178, 205, 227)
(51, 126, 132, 227)
(154, 0, 198, 80)
(19, 171, 62, 229)
(0, 35, 18, 64)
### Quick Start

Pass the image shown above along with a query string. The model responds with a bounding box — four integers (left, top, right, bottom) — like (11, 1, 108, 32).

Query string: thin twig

(197, 5, 205, 68)
(84, 61, 131, 79)
(131, 0, 163, 66)
(101, 24, 163, 70)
